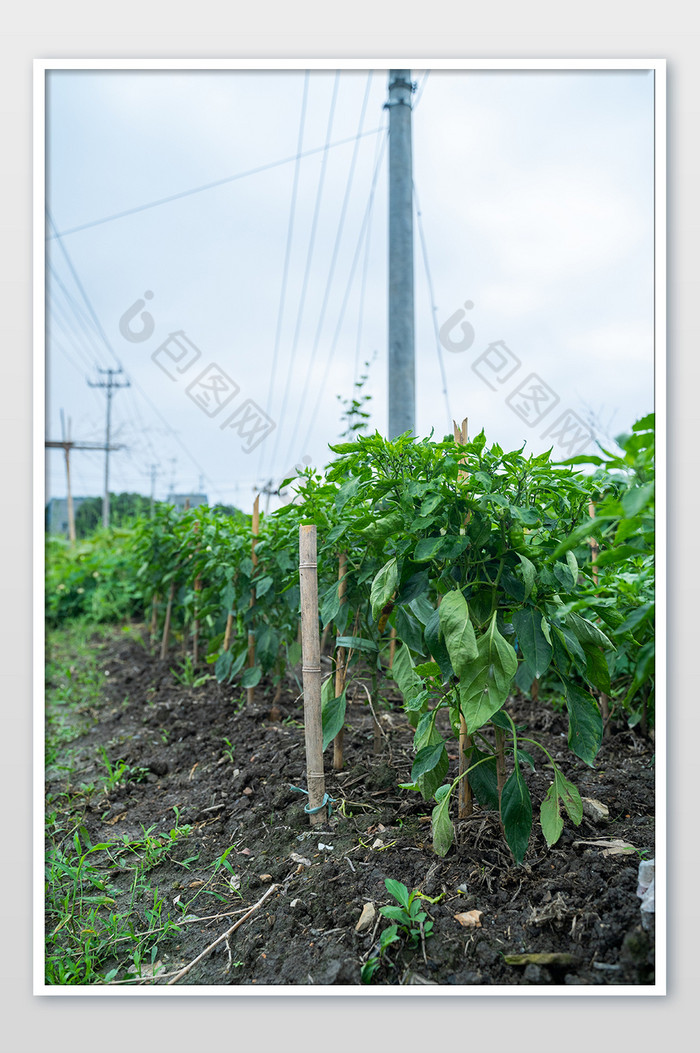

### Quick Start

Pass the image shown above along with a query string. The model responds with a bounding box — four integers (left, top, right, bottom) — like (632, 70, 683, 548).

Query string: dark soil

(45, 625, 656, 988)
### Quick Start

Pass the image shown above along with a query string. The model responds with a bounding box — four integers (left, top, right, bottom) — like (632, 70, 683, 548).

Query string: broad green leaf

(622, 481, 654, 518)
(583, 643, 611, 694)
(565, 551, 579, 582)
(563, 677, 602, 766)
(566, 612, 614, 651)
(424, 607, 454, 681)
(512, 608, 553, 678)
(413, 536, 444, 562)
(241, 665, 262, 689)
(336, 636, 378, 652)
(613, 603, 654, 637)
(320, 579, 342, 627)
(411, 743, 448, 782)
(466, 746, 499, 811)
(517, 553, 536, 600)
(414, 722, 449, 801)
(459, 613, 518, 732)
(370, 557, 398, 620)
(392, 642, 424, 707)
(553, 561, 576, 591)
(431, 784, 455, 857)
(439, 590, 478, 678)
(321, 690, 346, 751)
(384, 879, 410, 909)
(554, 768, 583, 826)
(540, 783, 564, 847)
(501, 766, 532, 865)
(395, 605, 427, 655)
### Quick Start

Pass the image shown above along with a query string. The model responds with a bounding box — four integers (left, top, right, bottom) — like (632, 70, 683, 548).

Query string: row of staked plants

(47, 415, 655, 865)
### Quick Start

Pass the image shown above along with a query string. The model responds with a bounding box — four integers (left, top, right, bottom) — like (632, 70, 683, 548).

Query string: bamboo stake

(299, 524, 326, 825)
(160, 581, 175, 661)
(453, 417, 474, 819)
(247, 495, 260, 706)
(333, 552, 348, 770)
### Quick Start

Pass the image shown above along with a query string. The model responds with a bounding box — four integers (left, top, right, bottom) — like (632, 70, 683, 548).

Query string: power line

(287, 71, 374, 452)
(301, 129, 388, 453)
(256, 71, 310, 483)
(47, 127, 385, 241)
(413, 178, 452, 431)
(45, 206, 220, 498)
(353, 121, 385, 388)
(265, 71, 341, 476)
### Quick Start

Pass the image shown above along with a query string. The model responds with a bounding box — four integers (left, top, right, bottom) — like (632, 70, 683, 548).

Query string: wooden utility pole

(387, 69, 415, 439)
(87, 367, 130, 528)
(46, 431, 124, 540)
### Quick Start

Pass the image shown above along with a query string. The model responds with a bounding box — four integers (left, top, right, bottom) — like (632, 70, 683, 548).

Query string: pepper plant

(325, 428, 614, 863)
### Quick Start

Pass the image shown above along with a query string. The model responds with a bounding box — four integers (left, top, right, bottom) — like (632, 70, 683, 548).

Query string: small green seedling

(360, 879, 435, 984)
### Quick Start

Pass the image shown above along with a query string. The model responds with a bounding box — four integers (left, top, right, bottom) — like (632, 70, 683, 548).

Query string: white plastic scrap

(637, 858, 655, 930)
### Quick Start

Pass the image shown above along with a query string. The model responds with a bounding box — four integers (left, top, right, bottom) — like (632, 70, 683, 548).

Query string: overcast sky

(44, 65, 655, 511)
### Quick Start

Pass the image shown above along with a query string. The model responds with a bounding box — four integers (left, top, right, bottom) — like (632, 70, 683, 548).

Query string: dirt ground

(45, 626, 656, 988)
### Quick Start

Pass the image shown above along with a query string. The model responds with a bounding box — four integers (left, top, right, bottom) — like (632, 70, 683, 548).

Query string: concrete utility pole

(87, 367, 130, 528)
(386, 69, 415, 439)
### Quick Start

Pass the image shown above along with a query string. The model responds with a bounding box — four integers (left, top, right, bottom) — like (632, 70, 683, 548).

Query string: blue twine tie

(289, 784, 337, 817)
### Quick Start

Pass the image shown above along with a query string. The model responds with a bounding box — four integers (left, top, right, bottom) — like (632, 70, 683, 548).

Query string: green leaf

(336, 636, 378, 652)
(566, 612, 614, 651)
(511, 608, 553, 678)
(466, 747, 499, 811)
(322, 689, 346, 751)
(563, 677, 602, 766)
(517, 553, 536, 600)
(622, 481, 654, 518)
(439, 590, 478, 679)
(583, 644, 611, 694)
(392, 642, 424, 708)
(370, 557, 399, 620)
(320, 579, 342, 627)
(431, 784, 455, 857)
(501, 766, 532, 865)
(414, 722, 449, 801)
(459, 613, 518, 732)
(395, 605, 427, 655)
(554, 768, 583, 826)
(565, 550, 579, 582)
(553, 561, 576, 591)
(411, 743, 448, 781)
(539, 783, 563, 847)
(241, 665, 262, 689)
(384, 878, 410, 909)
(424, 607, 454, 681)
(413, 536, 444, 562)
(613, 603, 654, 636)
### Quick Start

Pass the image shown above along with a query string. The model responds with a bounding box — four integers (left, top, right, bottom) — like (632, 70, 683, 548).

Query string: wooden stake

(388, 625, 397, 669)
(453, 417, 474, 819)
(299, 524, 326, 825)
(247, 495, 260, 706)
(160, 581, 175, 661)
(333, 552, 348, 770)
